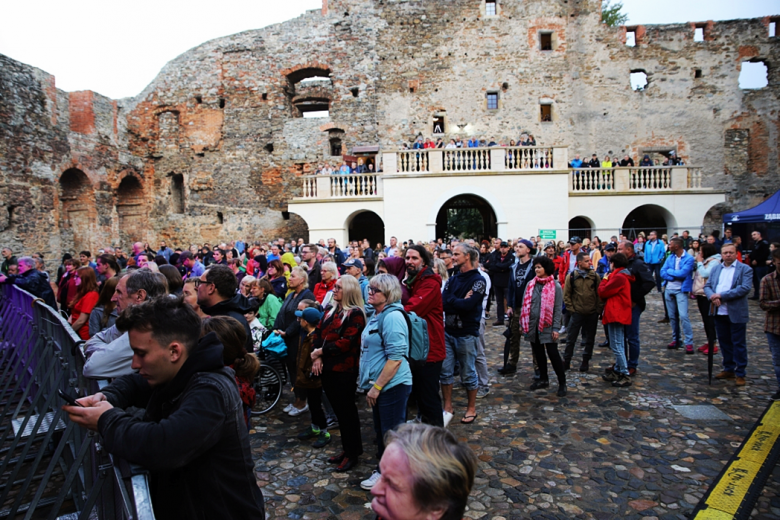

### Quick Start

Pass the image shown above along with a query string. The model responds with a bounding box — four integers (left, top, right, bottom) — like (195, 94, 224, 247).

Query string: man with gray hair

(440, 244, 486, 426)
(83, 269, 168, 378)
(0, 256, 57, 309)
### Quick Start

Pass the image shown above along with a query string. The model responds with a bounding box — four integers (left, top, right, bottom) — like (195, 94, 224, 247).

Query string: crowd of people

(569, 150, 685, 169)
(1, 224, 779, 519)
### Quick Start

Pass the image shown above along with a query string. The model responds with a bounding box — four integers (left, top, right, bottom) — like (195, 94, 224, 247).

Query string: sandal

(460, 414, 478, 425)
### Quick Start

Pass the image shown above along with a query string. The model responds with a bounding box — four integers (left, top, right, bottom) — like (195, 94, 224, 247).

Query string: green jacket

(257, 294, 282, 329)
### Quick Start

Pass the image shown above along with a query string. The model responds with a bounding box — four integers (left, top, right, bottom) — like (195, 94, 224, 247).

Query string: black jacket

(98, 333, 265, 520)
(4, 269, 57, 310)
(306, 260, 322, 290)
(442, 268, 487, 337)
(485, 250, 514, 288)
(201, 295, 255, 353)
(752, 239, 770, 265)
(507, 259, 535, 309)
(625, 254, 655, 311)
(273, 289, 315, 350)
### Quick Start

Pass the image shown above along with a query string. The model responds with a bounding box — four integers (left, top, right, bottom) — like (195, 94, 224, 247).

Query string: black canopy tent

(723, 190, 780, 245)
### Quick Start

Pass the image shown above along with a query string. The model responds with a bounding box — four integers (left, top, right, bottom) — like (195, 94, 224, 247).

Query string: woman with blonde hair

(313, 261, 339, 308)
(311, 275, 367, 471)
(201, 315, 261, 428)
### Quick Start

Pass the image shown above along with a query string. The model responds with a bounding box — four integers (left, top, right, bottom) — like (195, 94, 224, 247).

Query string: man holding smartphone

(63, 297, 265, 520)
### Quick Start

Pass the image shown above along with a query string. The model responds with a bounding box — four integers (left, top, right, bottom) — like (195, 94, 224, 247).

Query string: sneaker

(297, 426, 320, 440)
(702, 345, 719, 355)
(627, 368, 637, 377)
(771, 390, 780, 401)
(602, 371, 619, 382)
(360, 470, 382, 490)
(476, 387, 490, 399)
(283, 403, 294, 413)
(406, 416, 421, 424)
(328, 452, 346, 464)
(288, 404, 309, 417)
(529, 380, 549, 391)
(612, 374, 632, 387)
(667, 341, 680, 350)
(697, 343, 708, 353)
(559, 326, 567, 334)
(598, 340, 610, 348)
(443, 411, 453, 428)
(312, 431, 331, 448)
(326, 417, 339, 430)
(335, 456, 357, 472)
(715, 371, 735, 380)
(498, 364, 517, 375)
(685, 344, 694, 355)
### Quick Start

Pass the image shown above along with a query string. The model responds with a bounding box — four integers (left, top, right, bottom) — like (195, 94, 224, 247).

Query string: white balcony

(568, 166, 706, 194)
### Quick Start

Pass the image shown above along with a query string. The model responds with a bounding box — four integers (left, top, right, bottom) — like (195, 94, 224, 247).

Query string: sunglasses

(368, 287, 383, 295)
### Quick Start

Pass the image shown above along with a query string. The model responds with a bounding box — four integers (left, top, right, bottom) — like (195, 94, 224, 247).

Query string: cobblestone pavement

(249, 292, 780, 519)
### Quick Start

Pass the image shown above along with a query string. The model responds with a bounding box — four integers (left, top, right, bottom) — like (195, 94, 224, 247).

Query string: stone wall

(1, 0, 778, 255)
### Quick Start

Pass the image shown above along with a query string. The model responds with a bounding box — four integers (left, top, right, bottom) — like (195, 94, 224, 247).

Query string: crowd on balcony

(401, 131, 538, 150)
(569, 150, 685, 169)
(314, 159, 380, 175)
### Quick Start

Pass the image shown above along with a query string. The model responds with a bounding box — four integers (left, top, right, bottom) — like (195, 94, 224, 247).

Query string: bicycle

(251, 333, 289, 415)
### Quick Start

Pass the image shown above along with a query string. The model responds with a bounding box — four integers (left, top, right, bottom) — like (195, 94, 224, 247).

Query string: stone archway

(568, 216, 594, 240)
(435, 194, 497, 242)
(116, 175, 146, 247)
(347, 211, 385, 247)
(621, 204, 678, 238)
(59, 168, 95, 254)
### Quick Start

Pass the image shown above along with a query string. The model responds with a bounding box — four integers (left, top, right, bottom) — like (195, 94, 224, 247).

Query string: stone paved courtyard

(249, 292, 780, 519)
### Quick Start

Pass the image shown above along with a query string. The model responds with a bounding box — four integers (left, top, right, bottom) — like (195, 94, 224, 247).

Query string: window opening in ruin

(486, 93, 498, 110)
(300, 75, 331, 84)
(264, 143, 274, 153)
(485, 0, 497, 16)
(330, 137, 342, 156)
(769, 21, 776, 38)
(282, 211, 291, 221)
(540, 32, 553, 51)
(294, 97, 330, 118)
(409, 86, 416, 93)
(262, 93, 268, 101)
(350, 87, 359, 98)
(694, 27, 704, 42)
(219, 98, 226, 108)
(739, 61, 769, 89)
(630, 70, 648, 91)
(502, 82, 509, 91)
(170, 174, 184, 214)
(626, 30, 636, 47)
(195, 95, 202, 104)
(540, 104, 552, 122)
(694, 68, 703, 79)
(217, 212, 224, 224)
(433, 115, 445, 133)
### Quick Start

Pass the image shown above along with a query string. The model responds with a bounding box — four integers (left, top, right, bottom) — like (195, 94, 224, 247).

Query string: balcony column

(382, 152, 397, 174)
(613, 168, 630, 192)
(429, 150, 443, 173)
(553, 147, 568, 169)
(490, 148, 506, 172)
(671, 167, 688, 190)
(316, 176, 331, 198)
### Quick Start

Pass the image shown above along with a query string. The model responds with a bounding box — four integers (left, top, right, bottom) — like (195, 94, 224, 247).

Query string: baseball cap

(604, 244, 617, 252)
(342, 258, 364, 270)
(500, 241, 509, 247)
(295, 307, 323, 325)
(569, 236, 582, 244)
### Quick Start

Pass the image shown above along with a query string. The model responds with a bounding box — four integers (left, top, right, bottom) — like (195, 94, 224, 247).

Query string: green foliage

(446, 208, 484, 241)
(602, 0, 628, 27)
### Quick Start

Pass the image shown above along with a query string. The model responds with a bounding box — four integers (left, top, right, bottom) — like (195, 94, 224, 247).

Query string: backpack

(377, 307, 429, 370)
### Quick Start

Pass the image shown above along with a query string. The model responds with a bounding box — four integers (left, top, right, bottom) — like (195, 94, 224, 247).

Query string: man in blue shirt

(643, 230, 666, 293)
(660, 237, 695, 353)
(156, 241, 174, 262)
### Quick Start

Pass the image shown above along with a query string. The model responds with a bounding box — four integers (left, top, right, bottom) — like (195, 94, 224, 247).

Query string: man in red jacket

(403, 245, 446, 427)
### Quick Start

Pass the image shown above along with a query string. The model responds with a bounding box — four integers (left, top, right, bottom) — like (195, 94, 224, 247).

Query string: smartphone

(58, 389, 84, 407)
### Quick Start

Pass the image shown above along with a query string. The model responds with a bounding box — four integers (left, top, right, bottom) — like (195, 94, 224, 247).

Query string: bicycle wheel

(252, 364, 282, 415)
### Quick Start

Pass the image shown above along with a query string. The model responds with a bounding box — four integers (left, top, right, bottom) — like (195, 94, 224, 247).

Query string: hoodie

(98, 332, 265, 520)
(381, 256, 406, 284)
(201, 294, 255, 352)
(442, 268, 487, 337)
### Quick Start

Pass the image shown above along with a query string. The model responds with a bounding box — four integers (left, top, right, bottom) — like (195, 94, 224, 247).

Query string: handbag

(691, 271, 706, 297)
(261, 333, 288, 358)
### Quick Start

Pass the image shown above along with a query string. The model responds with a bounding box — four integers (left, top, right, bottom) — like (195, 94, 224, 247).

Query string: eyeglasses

(367, 287, 383, 295)
(193, 279, 213, 288)
(332, 285, 343, 292)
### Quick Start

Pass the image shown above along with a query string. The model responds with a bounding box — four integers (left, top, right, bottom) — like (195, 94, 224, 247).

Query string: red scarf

(520, 275, 556, 333)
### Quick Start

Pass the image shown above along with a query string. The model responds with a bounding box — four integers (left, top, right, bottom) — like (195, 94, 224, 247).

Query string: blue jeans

(665, 288, 693, 346)
(372, 383, 411, 461)
(607, 323, 629, 376)
(766, 333, 780, 387)
(441, 333, 479, 391)
(715, 316, 748, 377)
(623, 306, 643, 369)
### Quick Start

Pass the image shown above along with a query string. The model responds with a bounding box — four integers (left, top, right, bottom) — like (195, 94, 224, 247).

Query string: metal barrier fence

(0, 283, 154, 520)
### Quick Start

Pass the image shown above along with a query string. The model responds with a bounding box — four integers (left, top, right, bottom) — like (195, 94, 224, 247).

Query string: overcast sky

(0, 0, 776, 99)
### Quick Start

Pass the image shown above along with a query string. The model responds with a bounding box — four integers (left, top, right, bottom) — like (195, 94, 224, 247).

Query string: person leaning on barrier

(82, 269, 167, 379)
(0, 256, 58, 310)
(63, 296, 266, 520)
(370, 423, 477, 520)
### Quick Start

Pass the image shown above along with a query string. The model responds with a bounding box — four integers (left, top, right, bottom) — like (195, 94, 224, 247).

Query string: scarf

(520, 275, 556, 334)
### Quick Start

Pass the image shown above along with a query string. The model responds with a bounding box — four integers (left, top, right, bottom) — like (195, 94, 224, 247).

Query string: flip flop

(461, 414, 478, 425)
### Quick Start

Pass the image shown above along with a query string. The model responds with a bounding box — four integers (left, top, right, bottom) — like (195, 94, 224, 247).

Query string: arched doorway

(116, 175, 145, 247)
(348, 211, 385, 248)
(59, 168, 94, 253)
(621, 204, 676, 239)
(436, 194, 497, 241)
(568, 216, 593, 240)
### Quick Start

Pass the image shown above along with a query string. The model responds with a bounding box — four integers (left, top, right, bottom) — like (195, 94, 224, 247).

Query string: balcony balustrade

(569, 166, 704, 193)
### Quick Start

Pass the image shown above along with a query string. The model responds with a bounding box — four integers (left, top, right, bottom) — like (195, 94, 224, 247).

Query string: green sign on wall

(539, 229, 557, 240)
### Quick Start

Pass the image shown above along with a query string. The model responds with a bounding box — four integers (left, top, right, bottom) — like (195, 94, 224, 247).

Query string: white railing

(505, 146, 555, 170)
(385, 146, 566, 174)
(297, 174, 381, 199)
(569, 166, 707, 193)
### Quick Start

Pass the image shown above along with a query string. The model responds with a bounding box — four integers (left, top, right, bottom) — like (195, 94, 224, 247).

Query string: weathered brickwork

(0, 0, 778, 255)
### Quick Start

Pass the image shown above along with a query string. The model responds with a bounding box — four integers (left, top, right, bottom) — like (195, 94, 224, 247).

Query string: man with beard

(402, 245, 446, 426)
